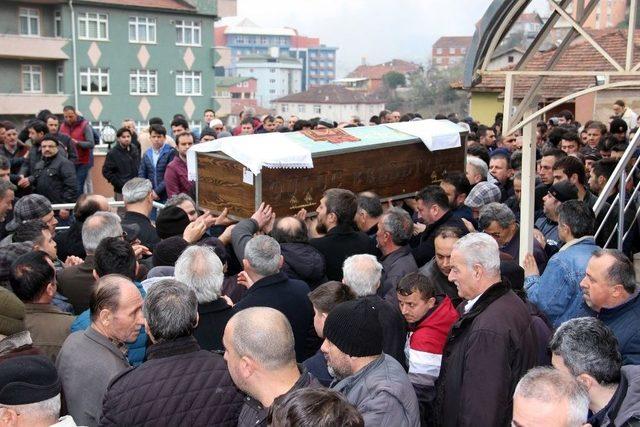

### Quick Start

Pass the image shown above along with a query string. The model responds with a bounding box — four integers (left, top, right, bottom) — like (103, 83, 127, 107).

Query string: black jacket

(193, 298, 234, 352)
(435, 282, 538, 427)
(54, 221, 86, 261)
(410, 211, 467, 268)
(122, 211, 160, 251)
(362, 295, 407, 369)
(32, 152, 77, 203)
(309, 223, 377, 281)
(102, 143, 140, 193)
(233, 272, 314, 362)
(280, 243, 327, 290)
(100, 336, 243, 426)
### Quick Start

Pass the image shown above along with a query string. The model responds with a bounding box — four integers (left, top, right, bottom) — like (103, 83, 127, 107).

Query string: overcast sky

(236, 0, 547, 77)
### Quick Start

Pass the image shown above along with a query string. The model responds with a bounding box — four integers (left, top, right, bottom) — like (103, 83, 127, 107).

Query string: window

(242, 81, 249, 87)
(236, 36, 245, 44)
(22, 65, 42, 93)
(313, 105, 321, 114)
(19, 8, 40, 36)
(507, 56, 514, 63)
(269, 79, 276, 84)
(91, 121, 110, 143)
(297, 104, 306, 113)
(80, 67, 109, 94)
(175, 20, 201, 46)
(231, 93, 241, 99)
(129, 69, 157, 95)
(436, 48, 443, 54)
(78, 13, 108, 40)
(270, 68, 276, 73)
(56, 66, 63, 94)
(461, 47, 466, 54)
(435, 57, 443, 64)
(189, 120, 201, 132)
(129, 17, 156, 43)
(260, 36, 267, 44)
(54, 11, 62, 37)
(269, 89, 276, 94)
(449, 48, 456, 54)
(282, 104, 289, 113)
(175, 71, 201, 95)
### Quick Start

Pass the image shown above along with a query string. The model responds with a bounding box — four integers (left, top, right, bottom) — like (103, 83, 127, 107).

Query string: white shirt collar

(464, 293, 483, 313)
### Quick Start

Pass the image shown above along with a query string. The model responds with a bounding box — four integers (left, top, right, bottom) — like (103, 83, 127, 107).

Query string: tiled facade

(0, 0, 217, 131)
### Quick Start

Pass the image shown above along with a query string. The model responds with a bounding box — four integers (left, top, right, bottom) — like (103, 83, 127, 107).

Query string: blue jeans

(76, 163, 91, 195)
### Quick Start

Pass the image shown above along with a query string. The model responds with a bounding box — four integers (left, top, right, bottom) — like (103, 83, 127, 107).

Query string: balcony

(0, 93, 68, 115)
(0, 34, 69, 60)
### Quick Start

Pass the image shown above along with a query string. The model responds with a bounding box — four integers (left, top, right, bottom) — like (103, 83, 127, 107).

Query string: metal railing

(593, 130, 640, 250)
(50, 200, 165, 230)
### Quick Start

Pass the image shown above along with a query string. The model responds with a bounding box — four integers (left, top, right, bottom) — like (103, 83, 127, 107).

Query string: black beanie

(153, 236, 189, 267)
(323, 297, 383, 357)
(0, 355, 61, 405)
(156, 206, 191, 239)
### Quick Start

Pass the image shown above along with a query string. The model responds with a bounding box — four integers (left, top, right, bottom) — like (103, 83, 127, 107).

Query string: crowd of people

(0, 99, 639, 427)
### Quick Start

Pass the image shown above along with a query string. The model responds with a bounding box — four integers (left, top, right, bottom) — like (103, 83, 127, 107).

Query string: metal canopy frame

(465, 0, 640, 263)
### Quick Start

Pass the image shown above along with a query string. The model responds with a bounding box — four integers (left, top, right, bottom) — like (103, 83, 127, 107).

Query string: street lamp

(100, 124, 117, 149)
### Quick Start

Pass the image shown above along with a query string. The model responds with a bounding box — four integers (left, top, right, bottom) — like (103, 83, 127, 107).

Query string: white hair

(467, 156, 488, 180)
(453, 232, 501, 276)
(174, 246, 224, 303)
(514, 367, 589, 427)
(122, 178, 152, 204)
(0, 394, 61, 421)
(81, 211, 122, 253)
(342, 254, 382, 297)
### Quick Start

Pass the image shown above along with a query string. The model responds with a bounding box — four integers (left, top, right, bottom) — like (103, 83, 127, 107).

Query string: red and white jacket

(405, 296, 459, 389)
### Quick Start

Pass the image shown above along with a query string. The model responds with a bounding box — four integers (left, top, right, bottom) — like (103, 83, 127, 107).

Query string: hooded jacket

(280, 243, 327, 289)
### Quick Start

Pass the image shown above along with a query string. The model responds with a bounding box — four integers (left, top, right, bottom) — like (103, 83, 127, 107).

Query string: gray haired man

(121, 177, 159, 250)
(376, 207, 417, 305)
(512, 367, 589, 427)
(550, 317, 640, 426)
(436, 233, 538, 427)
(233, 235, 314, 362)
(100, 279, 244, 426)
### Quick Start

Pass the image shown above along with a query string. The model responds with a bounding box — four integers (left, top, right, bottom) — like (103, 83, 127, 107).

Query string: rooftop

(347, 59, 421, 80)
(215, 76, 255, 87)
(272, 84, 385, 104)
(471, 30, 640, 100)
(433, 36, 473, 49)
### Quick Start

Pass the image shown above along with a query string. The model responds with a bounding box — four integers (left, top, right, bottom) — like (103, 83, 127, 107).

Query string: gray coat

(332, 354, 420, 427)
(602, 365, 640, 426)
(379, 245, 418, 306)
(56, 327, 130, 427)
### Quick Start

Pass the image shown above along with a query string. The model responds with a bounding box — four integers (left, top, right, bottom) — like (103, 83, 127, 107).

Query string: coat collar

(249, 272, 289, 293)
(326, 223, 358, 236)
(198, 298, 232, 314)
(146, 335, 200, 360)
(448, 282, 510, 339)
(380, 244, 412, 264)
(598, 292, 640, 320)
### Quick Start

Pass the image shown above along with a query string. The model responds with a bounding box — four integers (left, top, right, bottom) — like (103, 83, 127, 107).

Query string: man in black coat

(175, 245, 233, 353)
(410, 185, 467, 268)
(100, 279, 244, 426)
(435, 233, 538, 427)
(121, 177, 160, 251)
(31, 134, 77, 204)
(233, 235, 314, 362)
(309, 188, 376, 281)
(342, 254, 407, 369)
(102, 127, 140, 197)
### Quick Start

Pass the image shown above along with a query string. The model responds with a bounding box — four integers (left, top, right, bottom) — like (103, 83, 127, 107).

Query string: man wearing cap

(0, 355, 79, 426)
(613, 99, 637, 132)
(534, 180, 579, 252)
(30, 134, 77, 205)
(610, 117, 629, 143)
(321, 298, 420, 427)
(464, 181, 501, 220)
(1, 194, 58, 246)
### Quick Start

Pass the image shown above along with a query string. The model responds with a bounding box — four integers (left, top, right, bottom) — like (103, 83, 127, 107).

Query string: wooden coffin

(196, 124, 467, 218)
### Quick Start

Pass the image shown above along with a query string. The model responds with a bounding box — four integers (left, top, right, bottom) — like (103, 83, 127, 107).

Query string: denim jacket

(524, 236, 599, 328)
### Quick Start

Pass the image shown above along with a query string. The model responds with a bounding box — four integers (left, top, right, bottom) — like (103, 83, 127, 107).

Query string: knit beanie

(155, 206, 191, 239)
(152, 236, 189, 267)
(0, 287, 25, 337)
(323, 297, 383, 357)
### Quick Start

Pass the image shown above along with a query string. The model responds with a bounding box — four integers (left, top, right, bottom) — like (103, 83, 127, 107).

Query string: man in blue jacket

(580, 248, 640, 365)
(524, 200, 599, 327)
(138, 124, 175, 204)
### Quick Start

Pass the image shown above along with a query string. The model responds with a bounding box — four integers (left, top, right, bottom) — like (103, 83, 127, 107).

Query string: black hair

(170, 117, 189, 129)
(148, 117, 164, 126)
(441, 171, 471, 198)
(13, 220, 48, 245)
(557, 200, 595, 238)
(417, 185, 450, 211)
(308, 281, 356, 313)
(94, 237, 136, 280)
(397, 272, 437, 300)
(466, 143, 491, 166)
(553, 156, 586, 185)
(116, 127, 132, 138)
(9, 251, 54, 302)
(28, 120, 48, 135)
(592, 158, 618, 180)
(149, 124, 167, 136)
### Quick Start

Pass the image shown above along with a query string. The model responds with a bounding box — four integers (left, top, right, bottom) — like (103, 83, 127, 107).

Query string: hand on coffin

(295, 209, 307, 221)
(263, 213, 276, 234)
(214, 208, 234, 226)
(183, 219, 207, 243)
(218, 224, 235, 246)
(251, 202, 274, 230)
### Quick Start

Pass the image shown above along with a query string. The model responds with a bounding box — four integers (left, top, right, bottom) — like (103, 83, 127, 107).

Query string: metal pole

(519, 109, 537, 266)
(618, 170, 626, 251)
